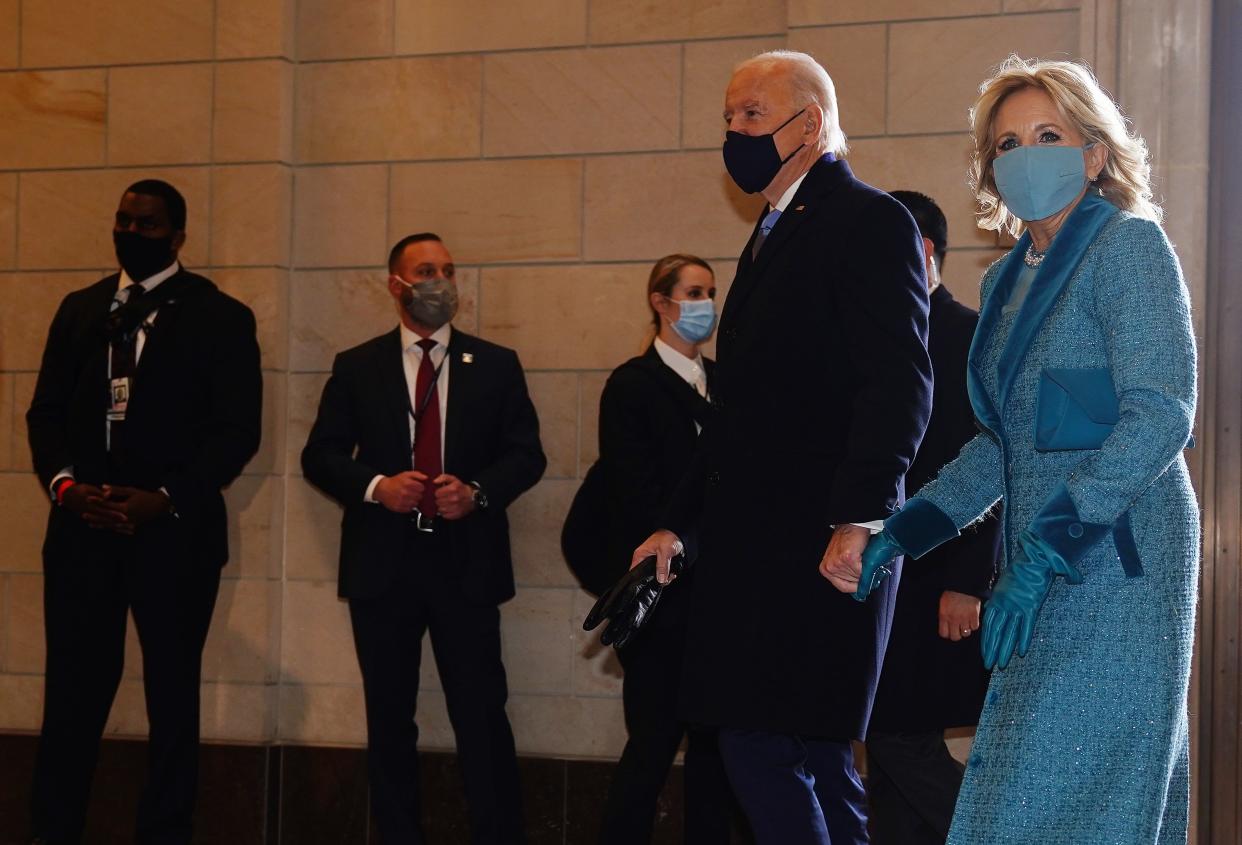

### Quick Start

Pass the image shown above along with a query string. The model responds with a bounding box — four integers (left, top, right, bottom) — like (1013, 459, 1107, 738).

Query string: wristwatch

(469, 481, 488, 511)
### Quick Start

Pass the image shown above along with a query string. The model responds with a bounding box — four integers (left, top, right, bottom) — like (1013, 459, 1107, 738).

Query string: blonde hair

(645, 253, 713, 332)
(735, 50, 849, 157)
(969, 55, 1161, 235)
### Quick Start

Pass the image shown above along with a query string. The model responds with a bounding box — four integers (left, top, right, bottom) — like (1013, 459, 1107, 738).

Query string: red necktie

(412, 338, 442, 516)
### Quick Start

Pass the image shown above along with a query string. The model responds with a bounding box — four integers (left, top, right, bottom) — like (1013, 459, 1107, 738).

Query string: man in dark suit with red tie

(25, 179, 263, 844)
(301, 233, 546, 844)
(630, 51, 932, 844)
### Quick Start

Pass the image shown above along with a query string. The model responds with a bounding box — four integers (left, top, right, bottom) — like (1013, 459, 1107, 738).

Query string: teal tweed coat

(901, 193, 1199, 844)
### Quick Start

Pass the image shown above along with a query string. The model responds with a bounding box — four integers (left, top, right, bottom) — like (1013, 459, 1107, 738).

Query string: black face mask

(113, 230, 176, 282)
(721, 108, 807, 194)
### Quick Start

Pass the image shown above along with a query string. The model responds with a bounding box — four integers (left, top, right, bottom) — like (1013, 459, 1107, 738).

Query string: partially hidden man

(25, 179, 263, 845)
(629, 51, 933, 844)
(301, 233, 546, 844)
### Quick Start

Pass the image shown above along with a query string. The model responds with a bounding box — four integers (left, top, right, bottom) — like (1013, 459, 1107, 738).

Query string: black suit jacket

(26, 269, 263, 568)
(597, 344, 715, 628)
(869, 285, 1001, 733)
(668, 158, 933, 739)
(301, 328, 546, 603)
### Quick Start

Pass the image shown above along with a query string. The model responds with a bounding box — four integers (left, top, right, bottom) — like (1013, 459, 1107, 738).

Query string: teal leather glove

(981, 531, 1083, 670)
(852, 531, 904, 602)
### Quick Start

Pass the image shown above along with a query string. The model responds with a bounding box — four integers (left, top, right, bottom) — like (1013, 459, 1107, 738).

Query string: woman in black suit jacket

(596, 255, 734, 844)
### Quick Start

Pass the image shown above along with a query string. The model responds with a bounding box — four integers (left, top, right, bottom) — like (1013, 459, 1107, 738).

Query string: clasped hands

(374, 471, 475, 520)
(63, 483, 171, 535)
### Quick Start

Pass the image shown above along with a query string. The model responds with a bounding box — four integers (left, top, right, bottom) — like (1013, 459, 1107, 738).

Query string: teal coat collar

(968, 192, 1119, 437)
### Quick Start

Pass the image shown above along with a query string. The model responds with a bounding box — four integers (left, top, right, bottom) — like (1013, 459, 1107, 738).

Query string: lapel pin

(461, 352, 474, 364)
(794, 205, 805, 212)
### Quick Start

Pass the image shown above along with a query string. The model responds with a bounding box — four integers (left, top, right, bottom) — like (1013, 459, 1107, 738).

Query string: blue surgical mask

(992, 144, 1093, 222)
(669, 298, 717, 343)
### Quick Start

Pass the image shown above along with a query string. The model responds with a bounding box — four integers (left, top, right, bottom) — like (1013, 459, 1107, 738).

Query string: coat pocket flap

(1042, 367, 1119, 424)
(1035, 367, 1119, 452)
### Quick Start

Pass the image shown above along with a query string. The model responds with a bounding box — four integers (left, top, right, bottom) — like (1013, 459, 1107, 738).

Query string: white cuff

(843, 520, 885, 535)
(364, 475, 384, 504)
(50, 467, 74, 497)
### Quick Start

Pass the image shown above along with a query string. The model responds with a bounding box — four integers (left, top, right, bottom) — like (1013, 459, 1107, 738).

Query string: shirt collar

(400, 321, 453, 353)
(769, 152, 834, 213)
(653, 337, 705, 386)
(119, 260, 180, 293)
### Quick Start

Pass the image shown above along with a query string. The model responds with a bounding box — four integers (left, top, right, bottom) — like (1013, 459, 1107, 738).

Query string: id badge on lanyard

(107, 377, 131, 421)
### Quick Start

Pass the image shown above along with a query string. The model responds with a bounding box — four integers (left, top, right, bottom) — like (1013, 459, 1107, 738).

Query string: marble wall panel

(525, 372, 579, 480)
(213, 267, 291, 372)
(786, 25, 888, 137)
(590, 0, 785, 43)
(210, 165, 293, 268)
(682, 37, 785, 149)
(395, 0, 587, 53)
(501, 588, 575, 695)
(0, 174, 15, 269)
(296, 0, 393, 61)
(789, 0, 1000, 26)
(509, 479, 580, 590)
(217, 0, 295, 59)
(292, 165, 388, 269)
(21, 0, 213, 67)
(214, 60, 295, 163)
(0, 71, 106, 169)
(107, 64, 214, 166)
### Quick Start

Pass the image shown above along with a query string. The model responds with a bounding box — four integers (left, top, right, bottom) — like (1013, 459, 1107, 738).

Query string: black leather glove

(582, 554, 685, 648)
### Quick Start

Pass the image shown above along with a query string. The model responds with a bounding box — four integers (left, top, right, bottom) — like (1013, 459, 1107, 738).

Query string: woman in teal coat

(833, 56, 1199, 843)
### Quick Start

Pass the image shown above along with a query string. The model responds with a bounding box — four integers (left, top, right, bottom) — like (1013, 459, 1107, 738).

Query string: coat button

(712, 397, 725, 410)
(1068, 523, 1084, 538)
(707, 471, 721, 483)
(723, 327, 738, 340)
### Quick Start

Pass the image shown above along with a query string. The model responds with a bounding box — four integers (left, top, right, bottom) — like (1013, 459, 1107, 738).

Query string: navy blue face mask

(722, 108, 807, 194)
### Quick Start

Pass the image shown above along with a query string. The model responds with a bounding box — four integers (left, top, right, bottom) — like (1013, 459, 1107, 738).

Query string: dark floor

(0, 734, 753, 844)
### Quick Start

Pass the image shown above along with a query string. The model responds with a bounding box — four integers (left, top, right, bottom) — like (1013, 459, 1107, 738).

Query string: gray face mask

(399, 277, 459, 328)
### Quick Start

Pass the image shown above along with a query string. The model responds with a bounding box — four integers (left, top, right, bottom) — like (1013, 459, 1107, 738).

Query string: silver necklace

(1023, 243, 1046, 268)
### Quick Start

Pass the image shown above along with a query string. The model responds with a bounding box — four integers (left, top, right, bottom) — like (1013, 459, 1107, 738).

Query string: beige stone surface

(0, 575, 6, 670)
(213, 60, 295, 162)
(509, 479, 579, 589)
(292, 165, 389, 269)
(277, 682, 367, 744)
(584, 152, 764, 262)
(390, 159, 583, 264)
(887, 11, 1080, 135)
(210, 165, 293, 268)
(943, 248, 1007, 309)
(297, 0, 393, 61)
(846, 134, 997, 250)
(0, 174, 15, 269)
(1005, 0, 1078, 9)
(682, 37, 785, 149)
(789, 0, 1000, 26)
(280, 580, 360, 685)
(508, 693, 627, 758)
(479, 264, 649, 371)
(571, 589, 624, 697)
(290, 268, 396, 371)
(217, 0, 294, 59)
(590, 0, 785, 43)
(108, 64, 214, 166)
(246, 372, 288, 477)
(786, 25, 888, 138)
(296, 56, 481, 164)
(10, 374, 34, 473)
(284, 476, 342, 582)
(6, 573, 43, 673)
(395, 0, 586, 54)
(0, 474, 46, 573)
(285, 374, 329, 475)
(483, 45, 679, 156)
(0, 375, 12, 471)
(0, 674, 43, 731)
(0, 71, 106, 169)
(0, 272, 98, 371)
(203, 578, 278, 684)
(526, 372, 578, 480)
(0, 0, 16, 68)
(21, 1, 213, 67)
(214, 267, 291, 372)
(501, 588, 575, 694)
(223, 474, 285, 580)
(577, 371, 609, 474)
(17, 168, 210, 271)
(201, 682, 277, 742)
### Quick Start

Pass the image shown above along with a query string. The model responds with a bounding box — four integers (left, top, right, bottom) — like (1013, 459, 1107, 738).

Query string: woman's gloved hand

(851, 531, 905, 602)
(981, 531, 1083, 670)
(582, 554, 685, 648)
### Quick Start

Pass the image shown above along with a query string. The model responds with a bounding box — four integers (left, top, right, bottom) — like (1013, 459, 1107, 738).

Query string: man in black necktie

(627, 51, 933, 844)
(25, 179, 263, 844)
(301, 233, 546, 844)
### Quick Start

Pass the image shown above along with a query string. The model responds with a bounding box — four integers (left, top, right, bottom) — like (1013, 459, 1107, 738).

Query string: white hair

(734, 50, 849, 157)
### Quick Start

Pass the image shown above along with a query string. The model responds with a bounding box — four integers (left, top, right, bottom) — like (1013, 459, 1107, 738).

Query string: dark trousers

(348, 530, 524, 845)
(864, 731, 964, 845)
(718, 729, 868, 845)
(31, 515, 221, 845)
(598, 623, 733, 845)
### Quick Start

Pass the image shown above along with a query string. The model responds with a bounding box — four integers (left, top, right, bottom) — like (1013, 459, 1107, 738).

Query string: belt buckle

(412, 509, 436, 533)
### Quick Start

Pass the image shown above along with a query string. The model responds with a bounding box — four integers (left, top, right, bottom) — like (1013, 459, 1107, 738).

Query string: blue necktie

(752, 208, 782, 259)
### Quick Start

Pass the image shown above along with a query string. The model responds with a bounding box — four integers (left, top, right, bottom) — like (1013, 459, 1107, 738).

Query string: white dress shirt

(653, 337, 709, 434)
(364, 322, 453, 503)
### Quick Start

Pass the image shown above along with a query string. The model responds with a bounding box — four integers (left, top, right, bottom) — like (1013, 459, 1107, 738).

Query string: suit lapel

(375, 328, 414, 468)
(443, 330, 472, 472)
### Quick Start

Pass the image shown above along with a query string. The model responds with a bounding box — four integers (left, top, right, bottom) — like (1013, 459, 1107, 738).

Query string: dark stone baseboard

(0, 733, 751, 844)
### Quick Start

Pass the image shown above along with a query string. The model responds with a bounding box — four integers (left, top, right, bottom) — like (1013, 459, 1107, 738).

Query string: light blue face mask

(670, 298, 717, 343)
(993, 144, 1093, 222)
